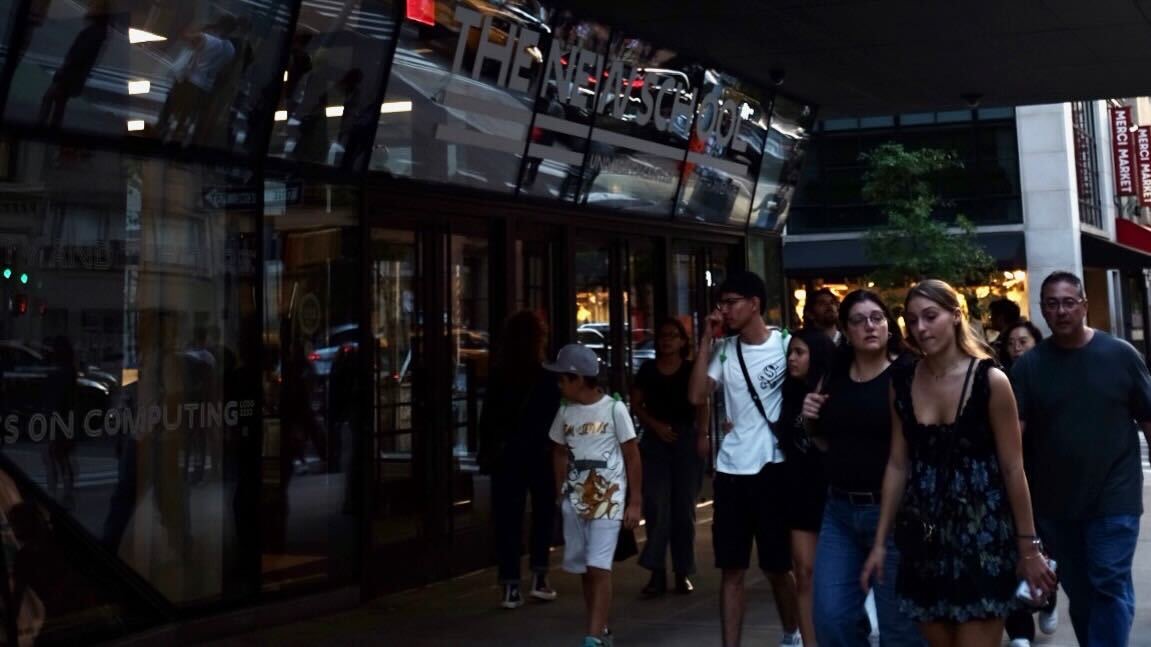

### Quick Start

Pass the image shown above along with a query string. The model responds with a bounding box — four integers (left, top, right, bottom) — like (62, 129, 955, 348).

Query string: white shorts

(561, 498, 622, 573)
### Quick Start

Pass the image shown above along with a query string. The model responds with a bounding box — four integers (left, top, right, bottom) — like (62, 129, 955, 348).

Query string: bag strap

(929, 358, 978, 518)
(736, 337, 773, 431)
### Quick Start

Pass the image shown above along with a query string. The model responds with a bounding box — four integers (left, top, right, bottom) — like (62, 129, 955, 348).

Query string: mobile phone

(1015, 558, 1057, 605)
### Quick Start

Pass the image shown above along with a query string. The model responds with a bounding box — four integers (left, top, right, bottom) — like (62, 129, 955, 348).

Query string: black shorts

(712, 463, 791, 573)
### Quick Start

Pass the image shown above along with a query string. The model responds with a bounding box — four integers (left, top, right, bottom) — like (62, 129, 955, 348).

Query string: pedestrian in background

(802, 289, 924, 646)
(862, 279, 1054, 646)
(805, 288, 842, 344)
(479, 311, 562, 610)
(631, 317, 707, 597)
(546, 344, 642, 647)
(1011, 271, 1151, 647)
(998, 318, 1058, 646)
(689, 270, 802, 647)
(777, 327, 837, 645)
(997, 320, 1043, 371)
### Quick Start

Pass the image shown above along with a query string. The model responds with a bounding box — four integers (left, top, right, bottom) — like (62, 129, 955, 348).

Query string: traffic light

(1, 268, 9, 280)
(18, 273, 27, 285)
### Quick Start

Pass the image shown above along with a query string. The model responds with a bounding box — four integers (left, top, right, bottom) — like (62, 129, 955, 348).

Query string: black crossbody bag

(735, 338, 778, 444)
(893, 358, 976, 561)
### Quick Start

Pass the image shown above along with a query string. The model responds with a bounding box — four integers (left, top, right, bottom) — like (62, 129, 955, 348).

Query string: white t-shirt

(707, 330, 787, 474)
(548, 394, 637, 520)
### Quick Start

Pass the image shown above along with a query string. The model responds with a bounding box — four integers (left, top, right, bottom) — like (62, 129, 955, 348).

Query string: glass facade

(789, 108, 1021, 233)
(0, 0, 809, 641)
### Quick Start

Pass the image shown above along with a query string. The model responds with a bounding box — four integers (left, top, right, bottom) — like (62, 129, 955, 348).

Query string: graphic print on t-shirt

(759, 361, 786, 392)
(548, 396, 638, 520)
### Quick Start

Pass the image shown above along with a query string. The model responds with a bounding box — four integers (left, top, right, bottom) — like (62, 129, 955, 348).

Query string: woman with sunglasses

(802, 289, 924, 645)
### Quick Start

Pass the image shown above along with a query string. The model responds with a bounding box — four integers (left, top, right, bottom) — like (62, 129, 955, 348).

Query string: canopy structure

(558, 0, 1151, 115)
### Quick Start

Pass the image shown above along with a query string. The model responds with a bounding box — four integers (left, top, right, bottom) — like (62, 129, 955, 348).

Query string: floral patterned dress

(891, 358, 1019, 622)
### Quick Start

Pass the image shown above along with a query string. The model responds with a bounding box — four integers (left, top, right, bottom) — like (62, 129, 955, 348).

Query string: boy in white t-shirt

(545, 344, 641, 647)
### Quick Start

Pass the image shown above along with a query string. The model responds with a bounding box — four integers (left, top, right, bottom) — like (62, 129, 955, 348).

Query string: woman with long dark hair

(631, 317, 708, 596)
(478, 310, 562, 609)
(776, 328, 836, 644)
(862, 279, 1055, 646)
(802, 289, 925, 645)
(998, 320, 1043, 371)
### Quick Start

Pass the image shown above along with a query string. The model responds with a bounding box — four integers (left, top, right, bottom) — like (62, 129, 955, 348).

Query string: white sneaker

(780, 631, 803, 646)
(1008, 639, 1031, 647)
(1038, 606, 1059, 634)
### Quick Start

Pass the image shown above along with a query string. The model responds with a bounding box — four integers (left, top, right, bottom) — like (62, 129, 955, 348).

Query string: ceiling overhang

(555, 0, 1151, 116)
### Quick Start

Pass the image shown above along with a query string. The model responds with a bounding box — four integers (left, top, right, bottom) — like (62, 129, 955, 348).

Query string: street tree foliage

(861, 143, 996, 290)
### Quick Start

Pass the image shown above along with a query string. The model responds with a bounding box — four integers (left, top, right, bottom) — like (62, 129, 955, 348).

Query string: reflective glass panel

(676, 68, 768, 225)
(4, 0, 294, 154)
(261, 180, 361, 590)
(449, 233, 490, 530)
(266, 1, 397, 170)
(370, 0, 554, 191)
(750, 95, 815, 230)
(517, 14, 607, 202)
(0, 140, 259, 606)
(580, 34, 694, 216)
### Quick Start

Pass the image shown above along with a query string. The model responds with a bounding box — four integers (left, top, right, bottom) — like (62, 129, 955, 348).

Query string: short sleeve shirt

(1012, 331, 1151, 520)
(548, 395, 637, 520)
(706, 330, 788, 474)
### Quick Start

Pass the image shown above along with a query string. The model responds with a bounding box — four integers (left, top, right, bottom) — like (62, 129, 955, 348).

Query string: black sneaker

(501, 584, 523, 609)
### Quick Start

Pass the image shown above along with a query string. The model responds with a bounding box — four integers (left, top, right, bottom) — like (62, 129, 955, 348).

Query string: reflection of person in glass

(156, 15, 238, 144)
(42, 337, 78, 509)
(37, 0, 111, 128)
(478, 311, 561, 609)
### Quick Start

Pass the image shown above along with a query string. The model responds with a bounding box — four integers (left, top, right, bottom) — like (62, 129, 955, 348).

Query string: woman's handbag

(893, 358, 976, 562)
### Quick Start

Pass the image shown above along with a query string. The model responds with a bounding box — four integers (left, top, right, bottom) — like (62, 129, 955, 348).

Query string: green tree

(861, 143, 995, 290)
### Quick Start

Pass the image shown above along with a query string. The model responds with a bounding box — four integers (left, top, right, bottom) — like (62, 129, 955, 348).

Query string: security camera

(961, 92, 983, 108)
(769, 68, 786, 87)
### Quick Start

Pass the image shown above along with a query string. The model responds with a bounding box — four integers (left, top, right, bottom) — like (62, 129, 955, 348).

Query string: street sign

(202, 182, 302, 210)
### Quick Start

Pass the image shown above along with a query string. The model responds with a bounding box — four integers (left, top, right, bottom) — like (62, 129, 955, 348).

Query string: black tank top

(819, 359, 901, 492)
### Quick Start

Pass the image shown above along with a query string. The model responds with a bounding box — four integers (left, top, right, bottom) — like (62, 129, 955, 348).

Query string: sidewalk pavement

(208, 500, 1151, 647)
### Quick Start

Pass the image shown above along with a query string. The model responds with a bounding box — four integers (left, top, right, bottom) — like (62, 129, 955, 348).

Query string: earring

(888, 332, 893, 339)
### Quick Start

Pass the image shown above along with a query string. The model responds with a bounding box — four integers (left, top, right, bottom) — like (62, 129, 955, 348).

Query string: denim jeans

(813, 497, 925, 647)
(1037, 514, 1140, 647)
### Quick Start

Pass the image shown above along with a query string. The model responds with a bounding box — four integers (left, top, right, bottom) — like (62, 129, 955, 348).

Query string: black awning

(1080, 232, 1151, 272)
(783, 231, 1026, 278)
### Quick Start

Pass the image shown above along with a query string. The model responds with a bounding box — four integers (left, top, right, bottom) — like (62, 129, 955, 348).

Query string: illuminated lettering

(3, 416, 17, 444)
(507, 28, 540, 93)
(473, 15, 518, 84)
(451, 6, 484, 77)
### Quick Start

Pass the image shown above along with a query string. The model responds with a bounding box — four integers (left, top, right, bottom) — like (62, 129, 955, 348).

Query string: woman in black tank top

(801, 290, 924, 645)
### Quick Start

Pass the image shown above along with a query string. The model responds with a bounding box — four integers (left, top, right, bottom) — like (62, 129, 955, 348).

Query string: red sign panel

(1110, 106, 1136, 196)
(406, 0, 436, 26)
(1137, 126, 1151, 207)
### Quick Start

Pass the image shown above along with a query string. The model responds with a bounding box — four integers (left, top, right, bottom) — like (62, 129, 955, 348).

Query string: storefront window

(0, 140, 259, 607)
(262, 180, 361, 590)
(370, 0, 552, 192)
(676, 69, 768, 226)
(3, 0, 295, 155)
(750, 95, 815, 230)
(266, 1, 397, 170)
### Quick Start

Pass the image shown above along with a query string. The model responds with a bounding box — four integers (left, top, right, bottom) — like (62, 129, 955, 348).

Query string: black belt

(828, 487, 881, 505)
